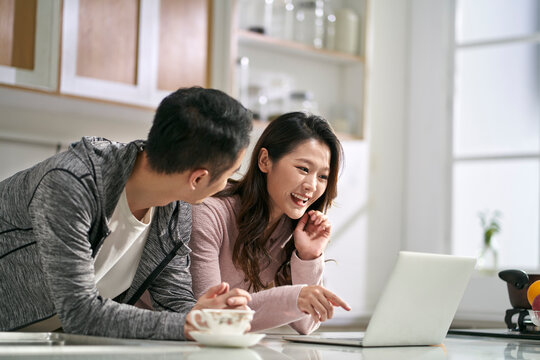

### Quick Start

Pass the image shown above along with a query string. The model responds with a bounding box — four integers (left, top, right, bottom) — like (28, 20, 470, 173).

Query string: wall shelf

(237, 30, 364, 66)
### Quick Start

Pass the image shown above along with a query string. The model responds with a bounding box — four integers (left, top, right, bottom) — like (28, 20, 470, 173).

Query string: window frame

(449, 0, 540, 272)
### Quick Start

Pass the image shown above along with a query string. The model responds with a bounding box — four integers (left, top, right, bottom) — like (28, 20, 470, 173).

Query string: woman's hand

(294, 210, 331, 260)
(298, 285, 351, 322)
(184, 282, 252, 339)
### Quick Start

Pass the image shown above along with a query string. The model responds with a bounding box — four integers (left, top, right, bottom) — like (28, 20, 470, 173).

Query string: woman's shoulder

(192, 194, 241, 222)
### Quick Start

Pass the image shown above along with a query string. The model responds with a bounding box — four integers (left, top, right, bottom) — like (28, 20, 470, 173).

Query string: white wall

(0, 87, 153, 180)
(361, 0, 410, 316)
(404, 0, 453, 255)
(324, 140, 370, 322)
(323, 0, 410, 325)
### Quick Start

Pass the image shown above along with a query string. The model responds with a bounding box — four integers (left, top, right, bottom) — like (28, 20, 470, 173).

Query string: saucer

(186, 348, 262, 360)
(191, 332, 265, 348)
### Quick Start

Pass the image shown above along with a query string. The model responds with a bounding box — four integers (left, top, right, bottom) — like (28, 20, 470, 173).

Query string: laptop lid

(284, 251, 476, 347)
(362, 251, 476, 346)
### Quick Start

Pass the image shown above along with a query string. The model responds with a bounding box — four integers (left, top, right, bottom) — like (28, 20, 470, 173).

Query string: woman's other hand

(294, 210, 331, 260)
(297, 285, 351, 322)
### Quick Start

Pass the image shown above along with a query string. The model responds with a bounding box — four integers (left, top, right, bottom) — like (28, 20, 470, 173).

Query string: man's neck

(125, 152, 189, 216)
(130, 207, 149, 221)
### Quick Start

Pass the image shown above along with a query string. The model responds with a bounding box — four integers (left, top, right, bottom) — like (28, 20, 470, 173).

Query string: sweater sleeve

(189, 202, 224, 299)
(248, 251, 325, 334)
(29, 170, 189, 340)
(146, 252, 197, 313)
(288, 251, 325, 334)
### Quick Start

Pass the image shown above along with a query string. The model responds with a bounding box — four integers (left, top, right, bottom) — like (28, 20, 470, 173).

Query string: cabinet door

(0, 0, 60, 90)
(150, 0, 210, 104)
(156, 0, 209, 90)
(60, 0, 210, 107)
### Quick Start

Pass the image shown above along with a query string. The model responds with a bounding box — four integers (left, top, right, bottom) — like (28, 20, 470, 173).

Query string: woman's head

(242, 112, 342, 221)
(223, 112, 343, 291)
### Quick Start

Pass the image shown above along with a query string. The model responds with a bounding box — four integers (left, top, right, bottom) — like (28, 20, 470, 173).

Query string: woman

(189, 112, 350, 334)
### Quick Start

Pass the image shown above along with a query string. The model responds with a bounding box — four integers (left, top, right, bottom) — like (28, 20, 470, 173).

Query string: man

(0, 87, 253, 340)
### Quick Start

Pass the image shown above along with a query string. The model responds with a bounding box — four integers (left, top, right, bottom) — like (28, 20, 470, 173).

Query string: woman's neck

(265, 214, 283, 238)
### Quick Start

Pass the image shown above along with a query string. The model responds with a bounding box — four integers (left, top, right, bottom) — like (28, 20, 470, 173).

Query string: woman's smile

(291, 192, 310, 207)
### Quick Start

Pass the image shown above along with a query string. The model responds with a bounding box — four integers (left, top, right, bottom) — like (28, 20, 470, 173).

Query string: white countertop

(1, 331, 540, 359)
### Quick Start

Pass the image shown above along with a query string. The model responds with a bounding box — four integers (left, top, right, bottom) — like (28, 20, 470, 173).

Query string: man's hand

(184, 282, 252, 339)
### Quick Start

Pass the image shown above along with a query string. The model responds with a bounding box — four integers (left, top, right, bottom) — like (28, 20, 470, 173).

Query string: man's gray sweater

(0, 137, 196, 339)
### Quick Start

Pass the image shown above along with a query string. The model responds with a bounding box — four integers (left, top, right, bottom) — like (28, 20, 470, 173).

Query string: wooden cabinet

(0, 0, 60, 91)
(157, 0, 209, 91)
(0, 0, 210, 107)
(61, 0, 211, 107)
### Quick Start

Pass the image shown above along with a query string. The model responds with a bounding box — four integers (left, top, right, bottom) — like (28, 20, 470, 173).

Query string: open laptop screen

(284, 251, 476, 347)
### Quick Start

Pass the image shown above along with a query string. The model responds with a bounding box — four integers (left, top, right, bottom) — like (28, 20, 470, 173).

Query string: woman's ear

(258, 148, 271, 173)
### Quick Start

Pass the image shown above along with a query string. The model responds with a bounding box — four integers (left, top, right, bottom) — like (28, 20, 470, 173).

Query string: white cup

(189, 309, 255, 334)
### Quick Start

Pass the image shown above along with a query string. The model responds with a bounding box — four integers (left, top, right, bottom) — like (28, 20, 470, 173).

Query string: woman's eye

(319, 174, 329, 181)
(297, 166, 309, 173)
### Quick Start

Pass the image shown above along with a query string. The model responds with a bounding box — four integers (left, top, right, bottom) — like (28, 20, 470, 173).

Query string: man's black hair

(146, 87, 252, 181)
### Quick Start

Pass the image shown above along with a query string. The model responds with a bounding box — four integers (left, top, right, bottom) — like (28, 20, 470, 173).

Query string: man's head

(146, 87, 252, 183)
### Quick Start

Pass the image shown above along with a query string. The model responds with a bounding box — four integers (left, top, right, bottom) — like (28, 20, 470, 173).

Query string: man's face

(190, 148, 247, 204)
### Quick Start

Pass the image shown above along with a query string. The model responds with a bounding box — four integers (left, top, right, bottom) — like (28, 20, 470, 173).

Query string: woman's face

(259, 139, 331, 224)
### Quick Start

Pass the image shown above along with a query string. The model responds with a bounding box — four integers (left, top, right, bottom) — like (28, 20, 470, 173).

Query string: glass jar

(238, 0, 271, 34)
(329, 103, 358, 133)
(288, 90, 318, 114)
(294, 0, 325, 48)
(324, 0, 336, 50)
(235, 57, 250, 107)
(269, 0, 295, 40)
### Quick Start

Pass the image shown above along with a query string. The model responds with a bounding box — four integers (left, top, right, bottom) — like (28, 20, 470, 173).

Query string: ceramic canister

(334, 8, 359, 55)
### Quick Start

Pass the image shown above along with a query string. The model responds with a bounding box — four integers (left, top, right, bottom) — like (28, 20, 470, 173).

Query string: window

(451, 0, 540, 269)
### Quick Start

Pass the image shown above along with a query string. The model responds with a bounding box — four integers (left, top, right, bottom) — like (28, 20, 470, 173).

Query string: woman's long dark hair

(217, 112, 343, 291)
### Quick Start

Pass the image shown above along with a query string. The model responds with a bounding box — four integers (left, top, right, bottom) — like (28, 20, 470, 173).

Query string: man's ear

(188, 168, 209, 190)
(258, 148, 271, 173)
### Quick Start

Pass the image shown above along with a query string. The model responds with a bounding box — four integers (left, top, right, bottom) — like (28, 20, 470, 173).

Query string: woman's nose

(303, 175, 317, 192)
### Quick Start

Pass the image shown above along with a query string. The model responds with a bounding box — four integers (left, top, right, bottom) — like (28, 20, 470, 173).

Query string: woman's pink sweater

(190, 195, 324, 334)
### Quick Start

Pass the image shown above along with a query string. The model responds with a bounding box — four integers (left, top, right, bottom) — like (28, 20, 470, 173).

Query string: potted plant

(476, 210, 502, 274)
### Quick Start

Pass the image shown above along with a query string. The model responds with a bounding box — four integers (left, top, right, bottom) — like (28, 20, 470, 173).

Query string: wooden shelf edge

(237, 29, 364, 65)
(252, 119, 364, 141)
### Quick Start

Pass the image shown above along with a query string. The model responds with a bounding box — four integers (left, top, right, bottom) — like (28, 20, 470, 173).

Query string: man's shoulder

(177, 200, 192, 220)
(70, 137, 142, 190)
(71, 137, 143, 163)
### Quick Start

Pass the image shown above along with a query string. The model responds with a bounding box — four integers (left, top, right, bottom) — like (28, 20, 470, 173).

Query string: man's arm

(29, 170, 187, 339)
(146, 253, 197, 313)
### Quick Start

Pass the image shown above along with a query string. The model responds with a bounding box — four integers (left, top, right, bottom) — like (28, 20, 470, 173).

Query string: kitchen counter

(1, 331, 540, 359)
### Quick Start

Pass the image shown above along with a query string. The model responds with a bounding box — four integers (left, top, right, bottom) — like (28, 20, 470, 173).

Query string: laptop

(283, 251, 476, 347)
